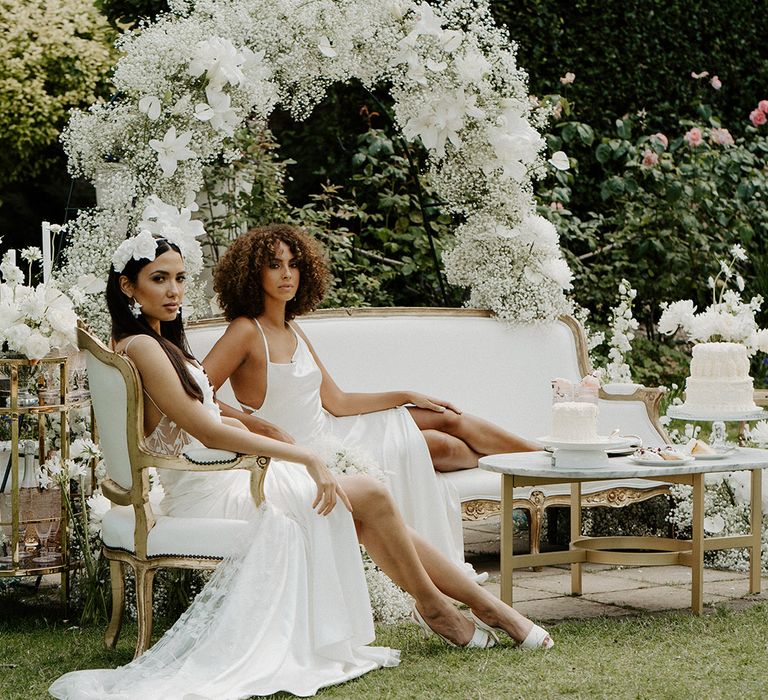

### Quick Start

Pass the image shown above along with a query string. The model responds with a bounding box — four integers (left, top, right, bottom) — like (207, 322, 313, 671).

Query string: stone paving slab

(514, 595, 629, 621)
(584, 585, 730, 611)
(514, 571, 649, 596)
(599, 565, 750, 585)
(481, 581, 562, 602)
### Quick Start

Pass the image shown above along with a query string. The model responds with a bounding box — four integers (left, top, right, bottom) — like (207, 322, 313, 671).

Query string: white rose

(20, 330, 51, 360)
(47, 305, 77, 335)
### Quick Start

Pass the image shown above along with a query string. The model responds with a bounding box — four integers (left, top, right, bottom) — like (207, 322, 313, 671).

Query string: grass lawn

(2, 589, 768, 700)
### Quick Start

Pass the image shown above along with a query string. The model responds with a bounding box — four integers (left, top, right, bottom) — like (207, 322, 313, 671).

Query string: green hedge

(493, 0, 768, 132)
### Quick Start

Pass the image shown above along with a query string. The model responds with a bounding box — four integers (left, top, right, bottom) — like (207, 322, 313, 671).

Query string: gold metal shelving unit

(0, 355, 89, 606)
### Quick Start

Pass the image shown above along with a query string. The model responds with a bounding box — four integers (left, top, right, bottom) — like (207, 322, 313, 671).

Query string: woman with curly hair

(204, 224, 539, 574)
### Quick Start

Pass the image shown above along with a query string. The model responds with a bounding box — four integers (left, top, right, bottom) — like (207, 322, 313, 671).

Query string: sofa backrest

(187, 309, 665, 447)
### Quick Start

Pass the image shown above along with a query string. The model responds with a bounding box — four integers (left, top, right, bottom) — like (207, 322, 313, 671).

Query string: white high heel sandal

(412, 605, 496, 649)
(470, 611, 554, 650)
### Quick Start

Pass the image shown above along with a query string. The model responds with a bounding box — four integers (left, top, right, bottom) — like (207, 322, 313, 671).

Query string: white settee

(187, 309, 671, 555)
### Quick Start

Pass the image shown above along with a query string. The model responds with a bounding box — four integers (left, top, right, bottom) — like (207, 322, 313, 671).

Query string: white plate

(537, 436, 633, 451)
(666, 406, 767, 421)
(629, 456, 695, 467)
(693, 448, 737, 461)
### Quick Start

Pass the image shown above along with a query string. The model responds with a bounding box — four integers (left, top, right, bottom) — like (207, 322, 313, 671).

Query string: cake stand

(536, 436, 634, 469)
(665, 406, 768, 448)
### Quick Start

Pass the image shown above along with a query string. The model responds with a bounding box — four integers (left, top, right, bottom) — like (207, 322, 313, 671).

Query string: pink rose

(750, 109, 767, 127)
(710, 75, 722, 90)
(641, 149, 659, 167)
(651, 132, 668, 149)
(759, 100, 768, 113)
(560, 72, 575, 85)
(709, 128, 734, 146)
(684, 127, 703, 146)
(549, 201, 564, 210)
(691, 70, 709, 79)
(579, 374, 601, 391)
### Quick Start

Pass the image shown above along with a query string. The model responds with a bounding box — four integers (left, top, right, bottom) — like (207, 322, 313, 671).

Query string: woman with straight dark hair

(50, 232, 552, 700)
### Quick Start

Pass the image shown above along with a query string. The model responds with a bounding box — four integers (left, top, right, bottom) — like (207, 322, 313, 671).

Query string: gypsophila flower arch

(59, 0, 572, 337)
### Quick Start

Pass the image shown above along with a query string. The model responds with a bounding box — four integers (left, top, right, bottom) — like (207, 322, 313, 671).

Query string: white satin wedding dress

(239, 320, 468, 570)
(49, 359, 399, 700)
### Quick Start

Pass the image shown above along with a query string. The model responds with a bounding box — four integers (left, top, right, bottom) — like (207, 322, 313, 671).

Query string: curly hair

(214, 225, 331, 321)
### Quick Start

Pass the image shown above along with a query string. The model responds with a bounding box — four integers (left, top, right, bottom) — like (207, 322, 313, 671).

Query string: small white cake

(551, 401, 599, 442)
(680, 342, 758, 415)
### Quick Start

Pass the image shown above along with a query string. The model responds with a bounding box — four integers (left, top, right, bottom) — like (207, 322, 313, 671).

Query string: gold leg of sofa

(134, 564, 157, 659)
(104, 559, 125, 649)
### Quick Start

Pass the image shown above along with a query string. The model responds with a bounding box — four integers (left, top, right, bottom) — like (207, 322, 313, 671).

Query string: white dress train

(49, 361, 398, 700)
(239, 320, 468, 570)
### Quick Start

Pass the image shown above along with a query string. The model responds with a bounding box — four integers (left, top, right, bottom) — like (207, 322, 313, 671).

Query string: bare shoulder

(226, 316, 259, 338)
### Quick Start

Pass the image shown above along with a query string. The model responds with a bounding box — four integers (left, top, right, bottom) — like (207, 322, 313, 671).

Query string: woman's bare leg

(409, 407, 541, 462)
(339, 475, 475, 645)
(421, 429, 481, 472)
(404, 526, 542, 643)
(339, 475, 547, 645)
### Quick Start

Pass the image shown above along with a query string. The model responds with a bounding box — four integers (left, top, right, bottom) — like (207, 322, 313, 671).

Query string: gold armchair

(77, 325, 269, 658)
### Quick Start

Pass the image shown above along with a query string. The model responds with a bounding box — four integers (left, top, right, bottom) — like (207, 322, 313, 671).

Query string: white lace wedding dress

(49, 361, 399, 700)
(239, 320, 468, 569)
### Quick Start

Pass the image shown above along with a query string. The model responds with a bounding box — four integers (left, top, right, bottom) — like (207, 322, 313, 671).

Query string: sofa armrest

(599, 384, 670, 444)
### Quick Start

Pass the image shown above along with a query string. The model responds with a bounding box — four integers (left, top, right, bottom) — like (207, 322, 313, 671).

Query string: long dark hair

(106, 236, 203, 403)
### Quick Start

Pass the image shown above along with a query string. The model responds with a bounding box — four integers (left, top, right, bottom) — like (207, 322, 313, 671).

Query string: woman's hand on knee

(409, 392, 461, 415)
(305, 455, 353, 516)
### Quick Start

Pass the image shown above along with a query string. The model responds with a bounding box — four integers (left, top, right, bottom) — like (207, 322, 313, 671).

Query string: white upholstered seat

(78, 324, 269, 658)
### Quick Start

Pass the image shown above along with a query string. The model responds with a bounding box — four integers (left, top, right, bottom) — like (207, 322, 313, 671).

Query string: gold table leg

(571, 481, 582, 595)
(750, 469, 762, 595)
(500, 474, 514, 605)
(691, 473, 704, 614)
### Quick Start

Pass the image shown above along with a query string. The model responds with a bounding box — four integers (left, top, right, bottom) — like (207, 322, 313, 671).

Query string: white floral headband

(112, 229, 185, 273)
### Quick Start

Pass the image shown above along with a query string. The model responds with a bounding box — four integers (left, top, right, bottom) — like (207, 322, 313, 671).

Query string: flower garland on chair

(58, 0, 572, 338)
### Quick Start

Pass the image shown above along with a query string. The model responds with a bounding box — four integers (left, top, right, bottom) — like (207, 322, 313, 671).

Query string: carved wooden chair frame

(78, 325, 270, 658)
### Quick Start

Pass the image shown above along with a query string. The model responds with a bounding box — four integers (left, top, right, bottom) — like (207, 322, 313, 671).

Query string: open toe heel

(471, 612, 553, 650)
(413, 605, 496, 649)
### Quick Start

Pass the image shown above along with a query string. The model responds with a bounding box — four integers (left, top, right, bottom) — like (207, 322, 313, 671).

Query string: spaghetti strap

(252, 318, 270, 359)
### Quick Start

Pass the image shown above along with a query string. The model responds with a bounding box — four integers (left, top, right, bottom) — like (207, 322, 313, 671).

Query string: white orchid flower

(138, 95, 162, 120)
(188, 37, 245, 90)
(549, 151, 570, 171)
(194, 88, 239, 136)
(148, 126, 195, 178)
(317, 36, 337, 58)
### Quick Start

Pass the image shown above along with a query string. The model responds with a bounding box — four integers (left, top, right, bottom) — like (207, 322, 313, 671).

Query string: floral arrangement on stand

(657, 244, 768, 352)
(658, 244, 768, 575)
(59, 0, 573, 337)
(0, 247, 78, 360)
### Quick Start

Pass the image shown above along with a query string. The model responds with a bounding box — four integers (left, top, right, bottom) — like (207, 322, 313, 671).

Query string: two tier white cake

(680, 342, 758, 415)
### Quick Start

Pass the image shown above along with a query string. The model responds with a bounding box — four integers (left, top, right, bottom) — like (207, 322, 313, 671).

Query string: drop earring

(130, 298, 143, 318)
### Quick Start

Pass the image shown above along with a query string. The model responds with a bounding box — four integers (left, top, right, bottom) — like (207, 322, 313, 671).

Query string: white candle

(42, 221, 51, 284)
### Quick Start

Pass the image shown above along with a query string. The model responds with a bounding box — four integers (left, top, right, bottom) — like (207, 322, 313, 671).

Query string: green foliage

(295, 127, 460, 309)
(492, 0, 768, 132)
(0, 0, 115, 196)
(95, 0, 169, 28)
(535, 99, 768, 387)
